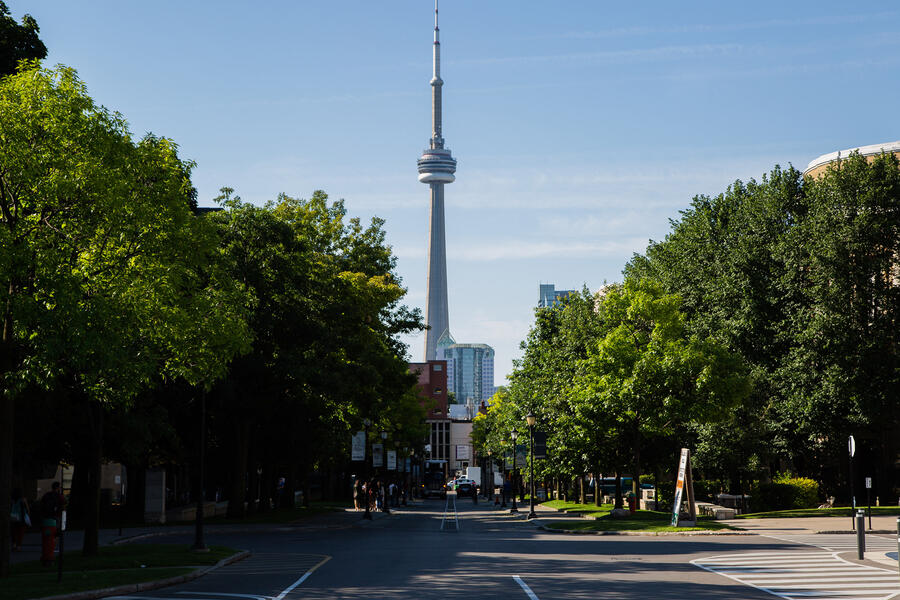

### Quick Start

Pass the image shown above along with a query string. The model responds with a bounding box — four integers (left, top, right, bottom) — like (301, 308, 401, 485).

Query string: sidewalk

(10, 507, 390, 566)
(721, 514, 900, 535)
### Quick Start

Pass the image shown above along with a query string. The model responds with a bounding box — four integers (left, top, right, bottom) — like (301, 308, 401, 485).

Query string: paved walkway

(9, 506, 391, 566)
(721, 515, 900, 535)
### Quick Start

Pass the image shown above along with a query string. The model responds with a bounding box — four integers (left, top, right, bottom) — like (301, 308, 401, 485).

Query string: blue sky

(20, 1, 900, 384)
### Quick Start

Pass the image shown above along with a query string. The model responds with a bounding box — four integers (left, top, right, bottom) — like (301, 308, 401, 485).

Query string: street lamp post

(363, 418, 372, 520)
(526, 412, 537, 519)
(381, 431, 390, 513)
(192, 390, 208, 551)
(510, 428, 519, 513)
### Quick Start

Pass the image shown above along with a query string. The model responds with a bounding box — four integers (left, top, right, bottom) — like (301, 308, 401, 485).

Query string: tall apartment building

(539, 283, 576, 308)
(437, 343, 495, 404)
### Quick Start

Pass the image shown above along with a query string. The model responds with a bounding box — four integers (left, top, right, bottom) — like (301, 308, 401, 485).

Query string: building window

(433, 364, 442, 371)
(434, 387, 442, 394)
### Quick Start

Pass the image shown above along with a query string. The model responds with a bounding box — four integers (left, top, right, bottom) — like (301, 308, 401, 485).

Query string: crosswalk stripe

(692, 550, 900, 600)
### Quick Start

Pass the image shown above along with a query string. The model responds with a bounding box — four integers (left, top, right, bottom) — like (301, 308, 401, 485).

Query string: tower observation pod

(419, 0, 457, 361)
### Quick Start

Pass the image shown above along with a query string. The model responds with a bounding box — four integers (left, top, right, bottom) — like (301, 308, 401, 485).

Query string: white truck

(465, 467, 482, 488)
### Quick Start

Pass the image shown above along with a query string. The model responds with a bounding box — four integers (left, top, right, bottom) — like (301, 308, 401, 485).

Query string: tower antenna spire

(418, 0, 457, 361)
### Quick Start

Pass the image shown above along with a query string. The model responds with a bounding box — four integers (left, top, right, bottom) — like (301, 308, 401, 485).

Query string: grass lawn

(737, 506, 900, 519)
(541, 499, 614, 513)
(2, 544, 239, 600)
(544, 509, 737, 532)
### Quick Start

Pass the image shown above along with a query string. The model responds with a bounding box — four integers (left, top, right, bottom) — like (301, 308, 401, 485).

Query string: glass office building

(539, 283, 576, 308)
(437, 343, 495, 404)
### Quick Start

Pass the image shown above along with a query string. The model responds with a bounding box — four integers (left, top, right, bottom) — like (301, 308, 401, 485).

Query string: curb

(28, 550, 251, 600)
(536, 525, 755, 536)
(817, 530, 895, 535)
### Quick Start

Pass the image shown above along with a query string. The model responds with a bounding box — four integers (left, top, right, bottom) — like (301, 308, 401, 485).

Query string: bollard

(856, 510, 865, 560)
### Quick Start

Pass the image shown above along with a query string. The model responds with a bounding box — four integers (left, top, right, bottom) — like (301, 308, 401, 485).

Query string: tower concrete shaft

(417, 0, 456, 360)
(425, 183, 449, 360)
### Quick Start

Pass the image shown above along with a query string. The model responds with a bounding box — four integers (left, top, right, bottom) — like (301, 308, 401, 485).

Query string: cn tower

(417, 0, 457, 361)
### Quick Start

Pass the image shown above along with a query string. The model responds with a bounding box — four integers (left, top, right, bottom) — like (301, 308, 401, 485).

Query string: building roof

(804, 141, 900, 175)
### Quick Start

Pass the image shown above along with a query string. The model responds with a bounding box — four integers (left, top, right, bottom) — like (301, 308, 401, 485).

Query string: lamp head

(381, 431, 388, 440)
(511, 428, 518, 441)
(526, 412, 536, 427)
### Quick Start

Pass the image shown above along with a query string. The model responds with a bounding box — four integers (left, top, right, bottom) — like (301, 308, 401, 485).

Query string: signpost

(865, 476, 872, 530)
(848, 435, 856, 530)
(671, 448, 697, 527)
(351, 431, 366, 461)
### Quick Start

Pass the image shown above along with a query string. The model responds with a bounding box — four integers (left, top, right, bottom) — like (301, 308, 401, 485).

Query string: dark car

(454, 480, 476, 496)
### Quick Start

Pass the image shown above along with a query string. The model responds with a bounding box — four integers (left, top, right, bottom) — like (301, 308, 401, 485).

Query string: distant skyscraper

(439, 343, 495, 404)
(418, 0, 457, 360)
(539, 283, 576, 308)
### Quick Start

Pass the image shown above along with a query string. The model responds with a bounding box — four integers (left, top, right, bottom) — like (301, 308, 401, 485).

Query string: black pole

(849, 451, 855, 531)
(192, 392, 207, 551)
(866, 483, 872, 531)
(501, 456, 507, 508)
(528, 425, 536, 519)
(510, 464, 519, 514)
(57, 468, 64, 583)
(363, 424, 372, 520)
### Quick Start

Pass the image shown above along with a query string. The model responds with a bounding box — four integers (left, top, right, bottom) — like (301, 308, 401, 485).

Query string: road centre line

(273, 556, 332, 600)
(513, 575, 540, 600)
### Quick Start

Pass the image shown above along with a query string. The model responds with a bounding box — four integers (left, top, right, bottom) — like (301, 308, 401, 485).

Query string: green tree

(0, 2, 47, 76)
(0, 64, 250, 565)
(576, 278, 751, 498)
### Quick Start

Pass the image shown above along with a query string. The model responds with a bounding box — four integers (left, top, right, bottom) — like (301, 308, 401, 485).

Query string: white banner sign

(372, 444, 384, 468)
(387, 450, 397, 471)
(456, 445, 470, 460)
(351, 431, 366, 461)
(671, 448, 689, 527)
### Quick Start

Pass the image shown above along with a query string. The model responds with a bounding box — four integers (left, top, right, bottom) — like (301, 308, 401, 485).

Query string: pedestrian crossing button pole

(856, 509, 865, 560)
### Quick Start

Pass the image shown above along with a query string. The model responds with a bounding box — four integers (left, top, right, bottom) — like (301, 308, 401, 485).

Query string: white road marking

(513, 575, 540, 600)
(693, 550, 900, 600)
(177, 594, 270, 600)
(765, 534, 897, 552)
(272, 555, 331, 600)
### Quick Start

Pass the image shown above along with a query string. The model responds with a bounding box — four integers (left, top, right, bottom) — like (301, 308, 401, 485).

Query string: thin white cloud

(454, 43, 745, 68)
(549, 12, 899, 40)
(452, 239, 649, 262)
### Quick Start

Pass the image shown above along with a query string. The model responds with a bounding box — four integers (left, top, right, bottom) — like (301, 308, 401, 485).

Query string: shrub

(753, 474, 820, 511)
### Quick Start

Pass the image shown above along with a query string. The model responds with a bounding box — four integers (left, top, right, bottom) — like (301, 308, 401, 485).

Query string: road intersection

(91, 499, 898, 600)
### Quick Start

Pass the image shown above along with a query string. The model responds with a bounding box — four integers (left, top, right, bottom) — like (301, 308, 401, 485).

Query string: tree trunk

(1, 285, 18, 578)
(595, 469, 602, 506)
(226, 419, 250, 518)
(82, 402, 103, 556)
(578, 475, 585, 505)
(614, 471, 623, 509)
(632, 431, 642, 501)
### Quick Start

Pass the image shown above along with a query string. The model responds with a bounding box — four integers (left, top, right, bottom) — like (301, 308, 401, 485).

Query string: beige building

(804, 140, 900, 178)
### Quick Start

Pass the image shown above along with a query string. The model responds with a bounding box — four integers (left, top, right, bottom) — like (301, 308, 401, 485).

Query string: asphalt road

(104, 496, 900, 600)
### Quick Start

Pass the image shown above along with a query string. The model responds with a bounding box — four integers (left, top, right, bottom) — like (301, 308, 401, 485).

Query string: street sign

(387, 450, 397, 471)
(671, 448, 697, 527)
(848, 435, 856, 457)
(533, 431, 548, 459)
(372, 444, 384, 468)
(351, 431, 366, 461)
(865, 477, 872, 489)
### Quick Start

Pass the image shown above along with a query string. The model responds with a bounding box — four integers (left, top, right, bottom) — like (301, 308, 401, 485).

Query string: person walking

(353, 478, 363, 511)
(39, 482, 64, 566)
(9, 489, 30, 551)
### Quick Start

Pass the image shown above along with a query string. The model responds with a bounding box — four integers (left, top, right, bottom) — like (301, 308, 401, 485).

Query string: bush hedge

(753, 475, 820, 511)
